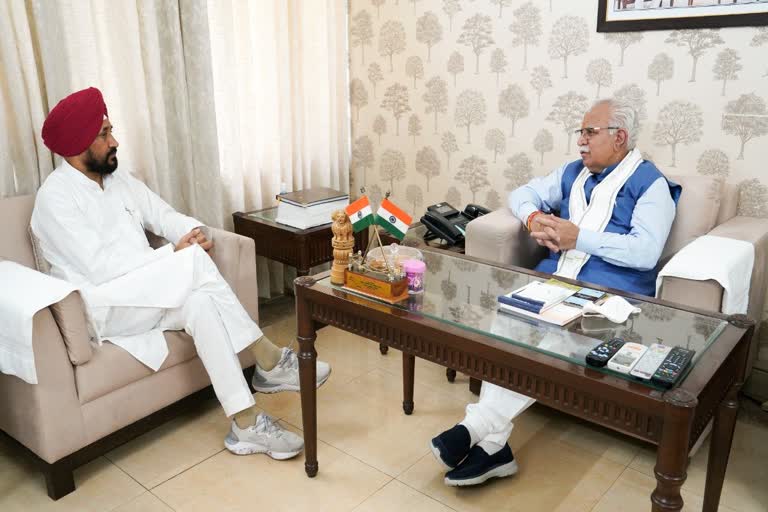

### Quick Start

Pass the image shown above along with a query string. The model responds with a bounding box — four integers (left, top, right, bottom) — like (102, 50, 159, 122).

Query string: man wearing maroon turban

(31, 88, 330, 459)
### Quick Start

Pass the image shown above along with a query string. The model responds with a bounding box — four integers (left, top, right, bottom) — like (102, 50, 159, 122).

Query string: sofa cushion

(0, 194, 36, 268)
(49, 291, 93, 366)
(80, 349, 256, 445)
(27, 225, 52, 274)
(75, 330, 198, 404)
(27, 225, 94, 365)
(662, 175, 723, 262)
(717, 182, 739, 226)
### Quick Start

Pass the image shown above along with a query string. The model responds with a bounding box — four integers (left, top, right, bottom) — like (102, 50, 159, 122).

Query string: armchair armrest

(706, 216, 768, 324)
(208, 228, 259, 323)
(658, 215, 768, 374)
(465, 208, 547, 268)
(0, 307, 86, 463)
(709, 216, 768, 369)
(144, 228, 259, 321)
(656, 277, 723, 313)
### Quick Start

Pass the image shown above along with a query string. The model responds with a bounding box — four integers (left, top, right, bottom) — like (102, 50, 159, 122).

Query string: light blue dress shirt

(509, 162, 677, 272)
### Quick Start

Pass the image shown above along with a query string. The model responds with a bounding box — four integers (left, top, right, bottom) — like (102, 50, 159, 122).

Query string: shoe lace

(255, 414, 284, 438)
(279, 348, 299, 371)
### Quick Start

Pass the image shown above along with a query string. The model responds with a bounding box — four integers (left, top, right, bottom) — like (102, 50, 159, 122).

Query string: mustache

(578, 145, 590, 153)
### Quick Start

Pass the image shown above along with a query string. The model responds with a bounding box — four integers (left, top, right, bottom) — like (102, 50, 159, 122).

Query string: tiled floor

(1, 298, 766, 512)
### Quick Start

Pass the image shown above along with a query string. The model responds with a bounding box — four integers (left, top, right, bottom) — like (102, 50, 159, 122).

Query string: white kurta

(31, 162, 262, 415)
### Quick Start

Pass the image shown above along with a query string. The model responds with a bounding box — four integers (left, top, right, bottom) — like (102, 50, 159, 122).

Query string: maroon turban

(42, 87, 108, 157)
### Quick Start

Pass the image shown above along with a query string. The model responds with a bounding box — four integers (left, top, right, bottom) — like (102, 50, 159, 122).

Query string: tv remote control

(651, 347, 696, 389)
(630, 344, 673, 380)
(606, 342, 648, 374)
(586, 338, 625, 368)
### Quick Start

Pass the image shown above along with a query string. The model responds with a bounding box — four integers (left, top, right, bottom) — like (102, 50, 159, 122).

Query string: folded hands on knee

(529, 214, 579, 253)
(175, 228, 214, 252)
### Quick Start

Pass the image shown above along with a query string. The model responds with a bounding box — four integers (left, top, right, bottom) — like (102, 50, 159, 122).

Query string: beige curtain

(0, 0, 349, 297)
(0, 0, 51, 196)
(204, 0, 351, 292)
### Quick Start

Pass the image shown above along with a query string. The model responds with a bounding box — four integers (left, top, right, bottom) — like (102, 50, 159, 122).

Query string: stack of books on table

(497, 279, 607, 326)
(275, 187, 349, 229)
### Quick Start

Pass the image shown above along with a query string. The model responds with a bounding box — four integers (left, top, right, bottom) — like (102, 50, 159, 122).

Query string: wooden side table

(232, 207, 368, 279)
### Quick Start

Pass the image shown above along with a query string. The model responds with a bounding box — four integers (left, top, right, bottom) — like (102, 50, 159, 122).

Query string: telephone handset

(421, 203, 491, 246)
(464, 204, 491, 218)
(422, 210, 464, 245)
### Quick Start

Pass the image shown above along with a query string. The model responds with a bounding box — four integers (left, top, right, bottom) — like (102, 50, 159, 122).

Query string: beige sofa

(465, 174, 768, 399)
(0, 194, 259, 499)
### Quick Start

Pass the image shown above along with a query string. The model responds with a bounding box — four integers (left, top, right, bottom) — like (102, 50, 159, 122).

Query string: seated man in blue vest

(430, 98, 682, 487)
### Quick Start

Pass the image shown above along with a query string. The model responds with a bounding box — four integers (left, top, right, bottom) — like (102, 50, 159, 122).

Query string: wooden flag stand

(340, 190, 409, 304)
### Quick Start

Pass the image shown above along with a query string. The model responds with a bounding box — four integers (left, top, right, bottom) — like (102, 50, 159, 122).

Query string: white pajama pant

(461, 382, 536, 448)
(97, 247, 261, 417)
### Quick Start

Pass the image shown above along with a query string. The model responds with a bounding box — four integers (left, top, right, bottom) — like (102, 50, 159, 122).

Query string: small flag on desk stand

(344, 195, 375, 232)
(375, 198, 412, 241)
(345, 194, 378, 270)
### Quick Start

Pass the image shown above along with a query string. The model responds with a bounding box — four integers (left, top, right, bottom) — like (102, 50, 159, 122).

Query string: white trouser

(461, 382, 536, 448)
(98, 249, 260, 417)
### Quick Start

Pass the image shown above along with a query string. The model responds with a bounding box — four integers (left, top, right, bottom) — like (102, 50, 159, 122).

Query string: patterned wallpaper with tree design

(348, 0, 768, 368)
(349, 0, 768, 219)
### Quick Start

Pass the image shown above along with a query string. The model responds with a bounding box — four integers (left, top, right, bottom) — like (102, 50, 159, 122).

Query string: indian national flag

(376, 198, 412, 241)
(345, 196, 374, 232)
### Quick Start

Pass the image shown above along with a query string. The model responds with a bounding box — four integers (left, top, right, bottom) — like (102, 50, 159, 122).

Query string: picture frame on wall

(597, 1, 768, 32)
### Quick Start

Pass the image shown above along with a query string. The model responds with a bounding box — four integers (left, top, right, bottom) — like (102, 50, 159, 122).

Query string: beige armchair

(0, 194, 259, 500)
(465, 174, 768, 399)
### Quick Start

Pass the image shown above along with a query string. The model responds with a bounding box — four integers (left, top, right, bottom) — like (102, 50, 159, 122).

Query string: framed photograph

(598, 1, 768, 32)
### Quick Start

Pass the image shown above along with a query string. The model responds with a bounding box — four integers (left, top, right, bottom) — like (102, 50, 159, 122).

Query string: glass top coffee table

(320, 250, 727, 391)
(293, 248, 754, 512)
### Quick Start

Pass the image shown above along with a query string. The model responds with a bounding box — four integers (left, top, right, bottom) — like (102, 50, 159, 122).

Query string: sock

(458, 421, 481, 446)
(247, 335, 283, 371)
(477, 439, 505, 456)
(233, 405, 260, 429)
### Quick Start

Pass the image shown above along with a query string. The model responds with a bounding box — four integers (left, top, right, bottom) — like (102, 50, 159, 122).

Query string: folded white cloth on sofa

(655, 235, 754, 315)
(0, 261, 77, 384)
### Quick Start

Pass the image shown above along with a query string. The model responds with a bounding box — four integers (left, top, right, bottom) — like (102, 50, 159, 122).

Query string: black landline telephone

(421, 203, 491, 245)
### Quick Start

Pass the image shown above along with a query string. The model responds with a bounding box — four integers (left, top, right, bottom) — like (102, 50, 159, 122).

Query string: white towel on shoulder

(655, 235, 754, 315)
(555, 148, 643, 279)
(0, 261, 77, 384)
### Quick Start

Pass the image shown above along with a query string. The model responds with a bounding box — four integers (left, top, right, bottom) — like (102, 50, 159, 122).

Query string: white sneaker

(251, 347, 331, 393)
(224, 413, 303, 459)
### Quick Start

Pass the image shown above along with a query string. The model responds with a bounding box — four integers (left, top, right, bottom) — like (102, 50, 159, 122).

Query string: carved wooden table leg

(702, 385, 738, 511)
(296, 277, 318, 477)
(446, 368, 456, 382)
(703, 316, 753, 511)
(651, 389, 697, 512)
(403, 353, 415, 415)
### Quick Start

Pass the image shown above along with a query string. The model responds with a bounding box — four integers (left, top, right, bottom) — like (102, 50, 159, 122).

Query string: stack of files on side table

(274, 187, 349, 229)
(497, 279, 608, 326)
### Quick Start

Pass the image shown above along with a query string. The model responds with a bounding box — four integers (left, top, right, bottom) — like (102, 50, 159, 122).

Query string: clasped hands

(175, 227, 214, 252)
(529, 213, 579, 253)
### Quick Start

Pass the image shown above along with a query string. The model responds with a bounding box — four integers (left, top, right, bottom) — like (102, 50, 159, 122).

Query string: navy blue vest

(535, 159, 682, 296)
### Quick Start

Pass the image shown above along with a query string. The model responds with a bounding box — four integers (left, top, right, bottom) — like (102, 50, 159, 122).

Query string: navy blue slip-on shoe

(430, 424, 472, 470)
(444, 444, 518, 487)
